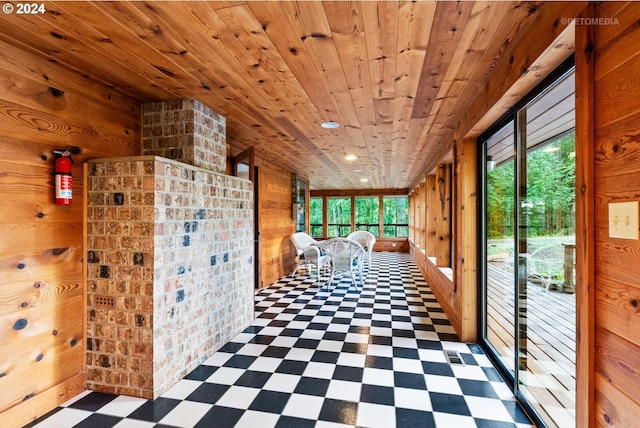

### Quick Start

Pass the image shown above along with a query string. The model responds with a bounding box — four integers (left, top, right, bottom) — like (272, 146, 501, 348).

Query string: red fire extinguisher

(53, 150, 73, 205)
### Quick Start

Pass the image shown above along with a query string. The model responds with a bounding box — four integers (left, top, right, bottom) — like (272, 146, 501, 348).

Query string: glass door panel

(518, 71, 576, 428)
(484, 120, 516, 375)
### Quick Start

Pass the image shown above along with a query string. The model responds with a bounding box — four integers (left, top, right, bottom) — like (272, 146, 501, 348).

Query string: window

(383, 196, 408, 237)
(310, 197, 323, 238)
(327, 197, 351, 237)
(309, 192, 409, 239)
(355, 196, 379, 236)
(294, 177, 307, 233)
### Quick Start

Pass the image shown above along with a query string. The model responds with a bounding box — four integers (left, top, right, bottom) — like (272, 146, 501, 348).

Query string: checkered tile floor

(26, 253, 533, 428)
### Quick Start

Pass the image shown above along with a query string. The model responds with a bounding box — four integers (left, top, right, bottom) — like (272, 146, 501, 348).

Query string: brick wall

(142, 99, 227, 174)
(86, 157, 254, 398)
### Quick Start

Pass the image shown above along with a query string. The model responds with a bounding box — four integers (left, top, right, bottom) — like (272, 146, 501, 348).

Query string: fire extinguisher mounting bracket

(53, 146, 80, 164)
(53, 146, 80, 155)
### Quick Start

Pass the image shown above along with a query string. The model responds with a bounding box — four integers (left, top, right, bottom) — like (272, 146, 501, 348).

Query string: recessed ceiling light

(321, 121, 340, 129)
(345, 155, 357, 161)
(360, 178, 369, 183)
(354, 169, 364, 173)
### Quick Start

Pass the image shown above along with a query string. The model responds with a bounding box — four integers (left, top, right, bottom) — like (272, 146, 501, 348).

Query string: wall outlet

(609, 201, 639, 240)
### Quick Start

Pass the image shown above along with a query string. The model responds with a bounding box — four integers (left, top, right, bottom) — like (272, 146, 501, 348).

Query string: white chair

(290, 232, 330, 278)
(347, 230, 376, 267)
(527, 244, 565, 293)
(320, 238, 365, 287)
(506, 244, 564, 294)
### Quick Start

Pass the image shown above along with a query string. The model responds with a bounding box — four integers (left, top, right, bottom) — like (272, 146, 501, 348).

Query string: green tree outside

(487, 132, 575, 241)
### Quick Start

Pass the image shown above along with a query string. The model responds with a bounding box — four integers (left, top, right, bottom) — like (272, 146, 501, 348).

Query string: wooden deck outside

(486, 262, 576, 428)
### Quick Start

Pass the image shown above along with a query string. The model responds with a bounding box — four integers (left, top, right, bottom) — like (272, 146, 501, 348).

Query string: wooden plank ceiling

(0, 1, 545, 190)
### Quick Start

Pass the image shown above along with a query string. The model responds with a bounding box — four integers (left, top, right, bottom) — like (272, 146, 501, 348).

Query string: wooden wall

(581, 2, 640, 426)
(374, 239, 410, 253)
(409, 145, 474, 340)
(255, 158, 297, 288)
(0, 37, 141, 426)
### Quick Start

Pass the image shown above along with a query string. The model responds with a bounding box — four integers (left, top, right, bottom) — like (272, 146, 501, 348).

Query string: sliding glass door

(480, 64, 576, 428)
(484, 120, 516, 376)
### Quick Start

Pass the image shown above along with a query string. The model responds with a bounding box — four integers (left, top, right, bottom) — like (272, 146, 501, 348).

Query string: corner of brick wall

(142, 99, 226, 174)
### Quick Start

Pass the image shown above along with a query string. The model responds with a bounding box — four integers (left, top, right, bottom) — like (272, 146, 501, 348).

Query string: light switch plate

(609, 201, 639, 239)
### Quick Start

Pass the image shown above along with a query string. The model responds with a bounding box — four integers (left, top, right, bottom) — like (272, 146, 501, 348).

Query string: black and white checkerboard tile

(26, 253, 533, 428)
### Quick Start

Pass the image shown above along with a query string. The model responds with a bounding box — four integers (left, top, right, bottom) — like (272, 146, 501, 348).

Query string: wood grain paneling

(310, 189, 408, 198)
(256, 158, 296, 288)
(595, 326, 640, 405)
(594, 115, 640, 178)
(408, 191, 415, 243)
(462, 2, 585, 146)
(426, 175, 437, 257)
(0, 33, 140, 426)
(435, 164, 451, 267)
(0, 248, 82, 313)
(595, 372, 640, 428)
(0, 372, 85, 428)
(410, 242, 460, 336)
(415, 182, 424, 250)
(455, 138, 477, 342)
(591, 3, 640, 426)
(409, 162, 458, 336)
(574, 5, 596, 427)
(595, 277, 640, 347)
(374, 239, 409, 253)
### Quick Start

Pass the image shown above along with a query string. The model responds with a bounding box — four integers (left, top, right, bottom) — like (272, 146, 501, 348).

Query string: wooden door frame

(231, 147, 260, 289)
(232, 147, 254, 182)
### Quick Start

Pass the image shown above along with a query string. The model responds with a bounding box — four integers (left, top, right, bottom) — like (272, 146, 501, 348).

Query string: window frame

(309, 196, 324, 238)
(355, 196, 381, 236)
(307, 191, 409, 240)
(326, 196, 352, 237)
(383, 195, 409, 238)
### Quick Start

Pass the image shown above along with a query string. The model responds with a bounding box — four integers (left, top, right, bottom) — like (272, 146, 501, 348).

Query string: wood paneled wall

(409, 159, 461, 336)
(455, 139, 478, 342)
(255, 158, 297, 288)
(435, 164, 452, 267)
(574, 5, 596, 427)
(582, 2, 640, 426)
(415, 183, 424, 250)
(374, 239, 410, 253)
(426, 176, 437, 257)
(0, 37, 140, 426)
